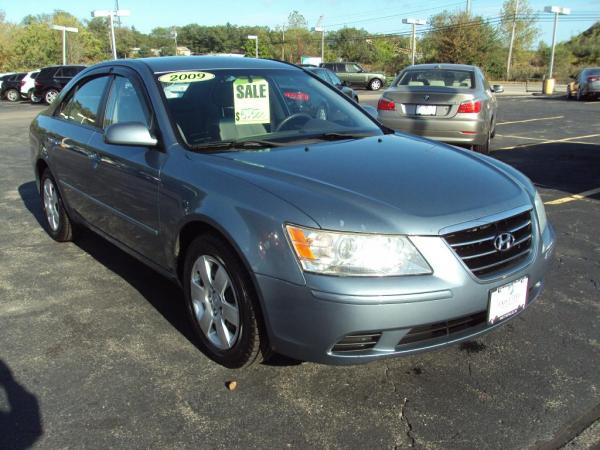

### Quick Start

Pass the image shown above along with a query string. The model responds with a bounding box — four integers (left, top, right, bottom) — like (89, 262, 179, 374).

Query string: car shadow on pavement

(17, 181, 301, 367)
(493, 142, 600, 199)
(0, 360, 43, 450)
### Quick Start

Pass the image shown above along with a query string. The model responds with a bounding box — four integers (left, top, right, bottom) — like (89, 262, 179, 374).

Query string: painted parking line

(496, 133, 600, 150)
(496, 134, 549, 142)
(545, 187, 600, 205)
(496, 116, 564, 126)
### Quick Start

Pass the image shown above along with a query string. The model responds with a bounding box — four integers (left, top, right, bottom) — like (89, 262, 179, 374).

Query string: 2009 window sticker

(158, 71, 215, 83)
(233, 77, 270, 125)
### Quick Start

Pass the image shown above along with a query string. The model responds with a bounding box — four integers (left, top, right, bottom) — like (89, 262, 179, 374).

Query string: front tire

(40, 169, 74, 242)
(44, 89, 59, 104)
(368, 78, 383, 91)
(183, 234, 267, 368)
(5, 88, 19, 102)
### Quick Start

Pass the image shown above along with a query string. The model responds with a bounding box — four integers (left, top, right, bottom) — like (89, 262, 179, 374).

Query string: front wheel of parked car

(183, 234, 268, 369)
(5, 88, 20, 102)
(44, 89, 59, 104)
(473, 127, 491, 155)
(368, 78, 383, 91)
(40, 170, 74, 242)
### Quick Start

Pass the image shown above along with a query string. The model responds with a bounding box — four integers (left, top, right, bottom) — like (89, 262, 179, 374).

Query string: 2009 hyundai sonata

(30, 56, 555, 368)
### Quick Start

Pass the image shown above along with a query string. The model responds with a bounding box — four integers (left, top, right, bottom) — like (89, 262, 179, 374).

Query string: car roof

(111, 56, 300, 73)
(406, 63, 477, 71)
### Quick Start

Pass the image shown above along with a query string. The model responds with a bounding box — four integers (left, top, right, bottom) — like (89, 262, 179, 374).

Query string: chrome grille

(443, 210, 533, 278)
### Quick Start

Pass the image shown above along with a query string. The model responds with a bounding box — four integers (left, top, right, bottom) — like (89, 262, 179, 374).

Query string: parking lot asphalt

(0, 97, 599, 450)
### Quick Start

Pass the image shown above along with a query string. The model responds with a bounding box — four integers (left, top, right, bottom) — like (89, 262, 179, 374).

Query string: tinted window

(345, 64, 362, 73)
(103, 76, 150, 129)
(396, 69, 475, 88)
(58, 76, 110, 126)
(31, 72, 40, 79)
(38, 68, 56, 79)
(328, 70, 342, 85)
(55, 67, 78, 78)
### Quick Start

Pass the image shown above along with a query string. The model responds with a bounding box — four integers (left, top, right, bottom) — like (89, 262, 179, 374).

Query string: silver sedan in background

(377, 64, 503, 154)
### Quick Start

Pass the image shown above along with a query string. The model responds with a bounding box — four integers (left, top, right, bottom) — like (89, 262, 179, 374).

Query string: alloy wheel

(190, 255, 240, 350)
(6, 89, 19, 102)
(45, 90, 58, 104)
(370, 79, 382, 90)
(43, 178, 60, 231)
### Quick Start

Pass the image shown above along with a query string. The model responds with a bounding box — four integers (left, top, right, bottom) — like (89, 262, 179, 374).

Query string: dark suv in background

(320, 62, 387, 91)
(1, 73, 26, 102)
(33, 65, 86, 104)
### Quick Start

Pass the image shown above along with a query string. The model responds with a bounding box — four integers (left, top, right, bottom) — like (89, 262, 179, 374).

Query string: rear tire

(473, 126, 491, 155)
(183, 234, 268, 369)
(29, 89, 42, 103)
(40, 169, 74, 242)
(368, 78, 383, 91)
(5, 88, 19, 102)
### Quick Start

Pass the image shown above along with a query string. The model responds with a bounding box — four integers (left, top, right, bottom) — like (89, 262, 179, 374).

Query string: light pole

(51, 25, 78, 65)
(171, 28, 178, 55)
(247, 35, 258, 58)
(544, 6, 570, 79)
(402, 18, 426, 66)
(312, 16, 325, 64)
(92, 9, 131, 60)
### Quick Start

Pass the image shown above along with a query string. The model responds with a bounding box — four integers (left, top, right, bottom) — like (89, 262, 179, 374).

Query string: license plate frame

(415, 105, 437, 116)
(487, 276, 528, 325)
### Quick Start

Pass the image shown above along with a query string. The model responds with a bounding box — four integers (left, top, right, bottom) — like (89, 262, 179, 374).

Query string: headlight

(285, 225, 432, 276)
(534, 191, 548, 232)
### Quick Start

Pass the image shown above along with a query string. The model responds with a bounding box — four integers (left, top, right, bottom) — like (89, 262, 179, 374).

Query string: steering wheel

(275, 113, 312, 132)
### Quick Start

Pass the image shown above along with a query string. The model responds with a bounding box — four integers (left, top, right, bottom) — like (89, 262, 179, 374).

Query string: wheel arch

(174, 216, 275, 342)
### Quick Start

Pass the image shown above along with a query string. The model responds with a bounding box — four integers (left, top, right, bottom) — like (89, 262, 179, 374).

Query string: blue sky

(3, 0, 600, 44)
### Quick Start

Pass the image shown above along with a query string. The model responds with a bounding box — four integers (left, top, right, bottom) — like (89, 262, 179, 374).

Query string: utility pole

(402, 18, 426, 66)
(506, 0, 519, 80)
(51, 25, 79, 65)
(172, 28, 178, 56)
(466, 0, 472, 15)
(279, 25, 285, 60)
(247, 35, 258, 58)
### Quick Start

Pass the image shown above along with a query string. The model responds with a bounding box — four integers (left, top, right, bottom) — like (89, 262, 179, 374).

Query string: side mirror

(362, 104, 378, 119)
(104, 122, 158, 147)
(492, 84, 504, 93)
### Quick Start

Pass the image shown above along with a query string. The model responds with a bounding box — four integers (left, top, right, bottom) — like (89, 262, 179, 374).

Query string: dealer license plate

(487, 277, 528, 325)
(415, 105, 437, 115)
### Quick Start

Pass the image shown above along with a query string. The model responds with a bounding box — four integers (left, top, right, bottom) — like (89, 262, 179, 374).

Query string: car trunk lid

(383, 86, 475, 119)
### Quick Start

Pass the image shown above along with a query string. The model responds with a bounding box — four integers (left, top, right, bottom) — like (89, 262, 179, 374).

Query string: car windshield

(156, 68, 382, 149)
(395, 69, 475, 89)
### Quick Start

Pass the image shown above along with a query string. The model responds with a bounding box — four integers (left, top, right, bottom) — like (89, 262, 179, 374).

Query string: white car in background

(20, 70, 41, 102)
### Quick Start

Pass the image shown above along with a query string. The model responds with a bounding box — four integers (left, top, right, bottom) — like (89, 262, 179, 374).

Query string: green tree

(422, 11, 504, 78)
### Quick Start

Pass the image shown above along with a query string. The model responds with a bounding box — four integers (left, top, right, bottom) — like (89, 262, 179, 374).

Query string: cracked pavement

(1, 97, 599, 449)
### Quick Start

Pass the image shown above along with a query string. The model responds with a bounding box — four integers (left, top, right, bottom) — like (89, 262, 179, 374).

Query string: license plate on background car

(416, 105, 437, 115)
(488, 277, 528, 325)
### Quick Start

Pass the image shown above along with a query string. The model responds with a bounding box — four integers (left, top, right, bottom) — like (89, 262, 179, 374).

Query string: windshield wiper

(189, 139, 284, 152)
(305, 132, 377, 141)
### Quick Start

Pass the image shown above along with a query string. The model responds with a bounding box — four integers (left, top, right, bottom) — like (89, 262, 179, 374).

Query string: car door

(479, 71, 495, 126)
(86, 69, 165, 263)
(335, 63, 351, 85)
(344, 64, 364, 86)
(48, 74, 112, 221)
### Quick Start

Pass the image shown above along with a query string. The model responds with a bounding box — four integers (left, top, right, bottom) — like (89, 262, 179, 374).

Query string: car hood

(211, 134, 531, 235)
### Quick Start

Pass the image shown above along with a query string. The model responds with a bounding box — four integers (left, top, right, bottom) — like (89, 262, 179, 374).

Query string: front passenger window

(103, 76, 150, 129)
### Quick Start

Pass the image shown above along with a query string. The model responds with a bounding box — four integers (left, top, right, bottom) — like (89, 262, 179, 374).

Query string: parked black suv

(33, 65, 86, 104)
(1, 73, 26, 102)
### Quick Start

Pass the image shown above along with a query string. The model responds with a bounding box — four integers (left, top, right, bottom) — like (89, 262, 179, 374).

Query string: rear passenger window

(58, 76, 110, 126)
(103, 76, 150, 129)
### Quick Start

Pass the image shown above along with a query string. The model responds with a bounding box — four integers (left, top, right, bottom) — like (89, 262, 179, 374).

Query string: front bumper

(257, 223, 555, 365)
(378, 113, 487, 145)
